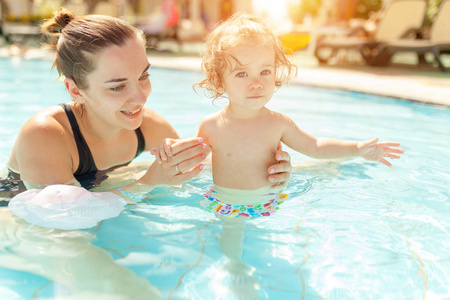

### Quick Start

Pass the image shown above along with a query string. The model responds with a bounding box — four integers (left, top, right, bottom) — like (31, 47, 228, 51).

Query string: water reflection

(0, 207, 161, 299)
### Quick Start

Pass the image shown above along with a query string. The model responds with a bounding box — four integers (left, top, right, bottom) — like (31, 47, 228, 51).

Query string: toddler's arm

(281, 115, 403, 166)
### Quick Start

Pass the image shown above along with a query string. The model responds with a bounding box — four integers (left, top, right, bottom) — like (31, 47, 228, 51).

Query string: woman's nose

(134, 82, 151, 104)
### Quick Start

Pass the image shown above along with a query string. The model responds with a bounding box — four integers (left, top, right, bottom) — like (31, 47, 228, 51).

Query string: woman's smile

(120, 108, 142, 118)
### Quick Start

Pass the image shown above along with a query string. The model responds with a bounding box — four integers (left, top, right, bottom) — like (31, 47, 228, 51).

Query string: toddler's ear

(211, 75, 225, 94)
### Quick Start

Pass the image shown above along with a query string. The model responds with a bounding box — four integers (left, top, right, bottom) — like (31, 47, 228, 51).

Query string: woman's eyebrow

(142, 63, 151, 74)
(104, 77, 126, 83)
(104, 63, 151, 83)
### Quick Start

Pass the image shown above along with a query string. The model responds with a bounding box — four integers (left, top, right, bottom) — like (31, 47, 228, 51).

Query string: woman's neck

(74, 104, 123, 141)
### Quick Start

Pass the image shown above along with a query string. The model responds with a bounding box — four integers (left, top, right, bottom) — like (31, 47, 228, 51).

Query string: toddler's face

(221, 45, 276, 112)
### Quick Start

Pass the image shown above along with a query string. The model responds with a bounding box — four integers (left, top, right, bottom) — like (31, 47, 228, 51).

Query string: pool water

(0, 57, 449, 299)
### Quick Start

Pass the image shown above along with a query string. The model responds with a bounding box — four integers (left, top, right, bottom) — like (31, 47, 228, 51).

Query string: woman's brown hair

(41, 8, 146, 90)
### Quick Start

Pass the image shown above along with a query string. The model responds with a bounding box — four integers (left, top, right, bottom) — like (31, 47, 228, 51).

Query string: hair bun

(41, 8, 75, 35)
(54, 8, 75, 32)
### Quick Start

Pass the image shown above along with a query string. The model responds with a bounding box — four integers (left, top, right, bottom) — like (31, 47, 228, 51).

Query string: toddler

(154, 13, 403, 217)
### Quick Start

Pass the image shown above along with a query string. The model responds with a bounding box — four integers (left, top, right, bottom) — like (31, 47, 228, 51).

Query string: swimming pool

(0, 57, 449, 299)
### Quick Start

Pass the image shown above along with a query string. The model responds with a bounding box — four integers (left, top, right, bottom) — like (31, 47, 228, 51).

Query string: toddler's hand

(142, 137, 207, 187)
(150, 138, 177, 164)
(357, 138, 404, 167)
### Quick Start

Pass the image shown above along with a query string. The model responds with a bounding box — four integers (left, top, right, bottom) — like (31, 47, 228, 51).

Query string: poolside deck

(1, 43, 449, 106)
(145, 45, 450, 107)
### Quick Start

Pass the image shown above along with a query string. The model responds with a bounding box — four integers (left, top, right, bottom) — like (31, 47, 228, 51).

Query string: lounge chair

(2, 22, 40, 44)
(375, 0, 450, 71)
(314, 0, 427, 65)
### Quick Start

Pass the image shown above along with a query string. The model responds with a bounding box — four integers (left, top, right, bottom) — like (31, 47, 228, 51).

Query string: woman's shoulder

(139, 107, 179, 149)
(141, 107, 167, 122)
(140, 107, 176, 130)
(20, 104, 71, 139)
(9, 104, 76, 177)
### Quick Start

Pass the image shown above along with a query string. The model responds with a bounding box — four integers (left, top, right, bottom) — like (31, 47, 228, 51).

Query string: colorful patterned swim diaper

(200, 185, 288, 218)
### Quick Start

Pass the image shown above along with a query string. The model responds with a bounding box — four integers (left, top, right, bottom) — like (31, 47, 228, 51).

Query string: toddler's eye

(236, 72, 247, 77)
(261, 69, 271, 75)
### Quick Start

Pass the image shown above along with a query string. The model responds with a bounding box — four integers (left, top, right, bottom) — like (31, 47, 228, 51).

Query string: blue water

(0, 57, 449, 299)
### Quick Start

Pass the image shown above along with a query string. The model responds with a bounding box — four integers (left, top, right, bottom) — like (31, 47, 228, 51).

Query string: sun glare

(252, 0, 295, 33)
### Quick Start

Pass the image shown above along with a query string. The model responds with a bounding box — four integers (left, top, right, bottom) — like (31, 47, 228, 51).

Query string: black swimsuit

(3, 104, 146, 195)
(60, 103, 145, 177)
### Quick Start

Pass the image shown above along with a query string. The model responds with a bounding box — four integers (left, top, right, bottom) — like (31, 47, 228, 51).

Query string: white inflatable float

(9, 185, 126, 230)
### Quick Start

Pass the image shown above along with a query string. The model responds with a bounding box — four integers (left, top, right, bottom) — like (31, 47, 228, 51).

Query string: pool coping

(146, 55, 450, 107)
(2, 47, 449, 107)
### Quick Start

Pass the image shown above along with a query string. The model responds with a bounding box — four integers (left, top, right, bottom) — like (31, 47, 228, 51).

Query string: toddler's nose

(250, 79, 262, 89)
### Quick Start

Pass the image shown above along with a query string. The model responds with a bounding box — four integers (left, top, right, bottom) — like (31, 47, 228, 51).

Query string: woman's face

(80, 37, 151, 131)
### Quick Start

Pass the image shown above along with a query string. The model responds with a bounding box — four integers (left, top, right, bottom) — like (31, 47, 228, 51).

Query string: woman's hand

(267, 144, 292, 189)
(142, 137, 208, 187)
(357, 138, 404, 167)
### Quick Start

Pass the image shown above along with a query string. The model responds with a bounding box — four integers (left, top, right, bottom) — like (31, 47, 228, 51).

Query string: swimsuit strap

(60, 103, 97, 176)
(135, 127, 145, 157)
(60, 104, 146, 176)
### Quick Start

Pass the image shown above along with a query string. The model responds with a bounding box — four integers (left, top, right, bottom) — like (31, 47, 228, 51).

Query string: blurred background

(1, 0, 449, 95)
(0, 0, 442, 46)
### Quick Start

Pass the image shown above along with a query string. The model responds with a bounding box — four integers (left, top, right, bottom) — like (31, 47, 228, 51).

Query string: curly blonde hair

(195, 13, 297, 99)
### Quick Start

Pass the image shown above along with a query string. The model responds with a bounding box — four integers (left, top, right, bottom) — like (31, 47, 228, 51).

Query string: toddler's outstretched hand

(357, 138, 404, 167)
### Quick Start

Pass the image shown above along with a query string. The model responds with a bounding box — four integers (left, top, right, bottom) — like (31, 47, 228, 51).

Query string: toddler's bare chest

(211, 125, 280, 162)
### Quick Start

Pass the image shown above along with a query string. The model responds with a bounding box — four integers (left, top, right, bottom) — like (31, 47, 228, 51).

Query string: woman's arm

(111, 109, 209, 201)
(10, 107, 208, 199)
(111, 137, 207, 201)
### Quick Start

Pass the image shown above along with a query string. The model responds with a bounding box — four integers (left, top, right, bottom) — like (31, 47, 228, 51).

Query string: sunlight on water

(0, 58, 449, 299)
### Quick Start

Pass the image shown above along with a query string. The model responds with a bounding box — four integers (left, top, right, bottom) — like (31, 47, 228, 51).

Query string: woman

(6, 9, 291, 201)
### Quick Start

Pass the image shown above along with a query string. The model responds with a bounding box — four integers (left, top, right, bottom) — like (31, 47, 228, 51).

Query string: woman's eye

(110, 85, 125, 92)
(261, 69, 271, 75)
(140, 73, 150, 80)
(236, 72, 247, 77)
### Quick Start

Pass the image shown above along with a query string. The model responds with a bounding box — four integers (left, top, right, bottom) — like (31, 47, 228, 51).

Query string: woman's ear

(64, 78, 85, 103)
